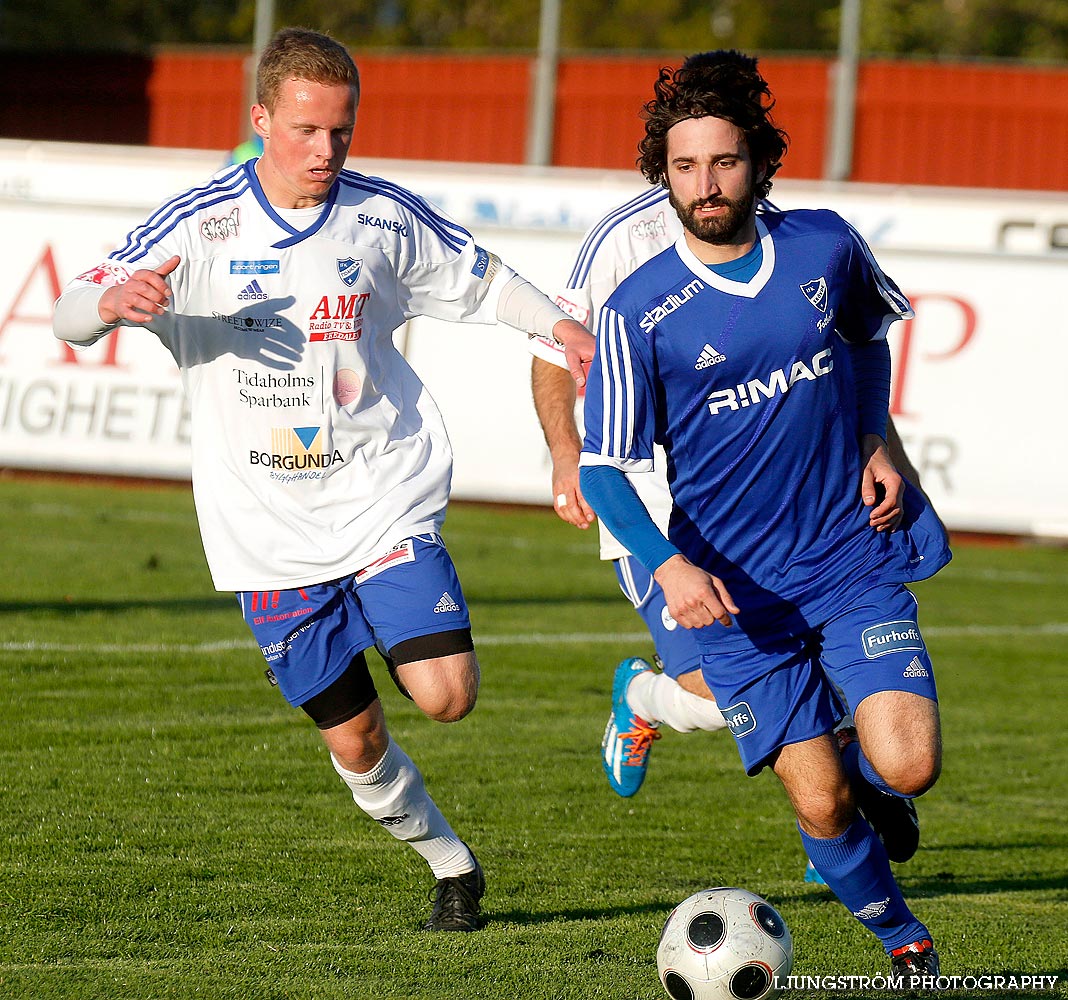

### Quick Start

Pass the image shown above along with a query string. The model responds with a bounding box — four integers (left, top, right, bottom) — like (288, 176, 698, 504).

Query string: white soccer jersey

(58, 161, 511, 591)
(530, 186, 681, 561)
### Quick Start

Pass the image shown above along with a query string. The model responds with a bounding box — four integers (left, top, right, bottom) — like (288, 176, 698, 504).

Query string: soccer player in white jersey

(52, 28, 593, 933)
(530, 154, 929, 814)
(575, 51, 950, 985)
(531, 187, 730, 802)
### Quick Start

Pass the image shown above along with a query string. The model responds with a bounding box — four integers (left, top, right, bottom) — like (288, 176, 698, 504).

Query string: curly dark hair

(638, 50, 788, 198)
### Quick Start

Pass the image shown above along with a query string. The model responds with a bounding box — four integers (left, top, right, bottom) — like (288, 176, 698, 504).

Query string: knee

(795, 782, 854, 839)
(881, 750, 941, 798)
(855, 692, 942, 797)
(421, 687, 477, 723)
(404, 654, 480, 723)
(329, 729, 390, 775)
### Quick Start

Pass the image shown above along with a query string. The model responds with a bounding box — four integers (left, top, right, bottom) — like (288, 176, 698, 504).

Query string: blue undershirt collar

(707, 240, 764, 282)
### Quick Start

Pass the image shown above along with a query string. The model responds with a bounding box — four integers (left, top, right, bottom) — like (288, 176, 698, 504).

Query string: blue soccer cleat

(803, 860, 827, 885)
(601, 657, 661, 797)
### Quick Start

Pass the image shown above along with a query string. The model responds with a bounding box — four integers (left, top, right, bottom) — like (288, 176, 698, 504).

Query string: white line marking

(3, 623, 1067, 656)
(942, 567, 1068, 585)
(0, 639, 253, 654)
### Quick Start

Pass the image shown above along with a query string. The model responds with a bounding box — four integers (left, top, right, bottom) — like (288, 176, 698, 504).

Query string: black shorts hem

(299, 651, 379, 730)
(388, 628, 474, 666)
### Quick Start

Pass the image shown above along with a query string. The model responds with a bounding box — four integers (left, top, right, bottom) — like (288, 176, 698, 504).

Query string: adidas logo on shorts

(434, 591, 461, 614)
(902, 656, 930, 679)
(695, 344, 727, 369)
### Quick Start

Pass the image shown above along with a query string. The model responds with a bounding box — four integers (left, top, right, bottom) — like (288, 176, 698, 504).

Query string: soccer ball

(656, 887, 793, 1000)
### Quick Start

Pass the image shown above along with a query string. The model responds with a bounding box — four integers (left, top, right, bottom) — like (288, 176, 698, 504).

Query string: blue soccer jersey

(580, 209, 947, 642)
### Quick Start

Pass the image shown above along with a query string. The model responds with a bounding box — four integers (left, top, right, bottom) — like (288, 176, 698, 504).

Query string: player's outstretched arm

(550, 317, 595, 388)
(860, 433, 904, 532)
(531, 357, 596, 529)
(496, 274, 594, 387)
(580, 463, 739, 629)
(98, 255, 181, 326)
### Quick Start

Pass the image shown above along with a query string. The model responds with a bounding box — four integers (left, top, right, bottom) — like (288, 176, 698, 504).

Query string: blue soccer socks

(799, 816, 930, 953)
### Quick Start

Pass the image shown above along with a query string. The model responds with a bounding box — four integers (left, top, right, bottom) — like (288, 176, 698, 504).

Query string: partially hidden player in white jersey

(530, 140, 931, 817)
(576, 49, 950, 984)
(531, 187, 732, 799)
(53, 28, 593, 933)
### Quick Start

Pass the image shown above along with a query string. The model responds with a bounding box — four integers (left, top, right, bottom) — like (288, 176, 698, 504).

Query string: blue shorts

(238, 534, 471, 707)
(614, 555, 703, 679)
(697, 583, 938, 775)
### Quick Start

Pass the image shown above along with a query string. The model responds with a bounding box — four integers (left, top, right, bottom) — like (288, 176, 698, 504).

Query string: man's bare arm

(531, 356, 595, 529)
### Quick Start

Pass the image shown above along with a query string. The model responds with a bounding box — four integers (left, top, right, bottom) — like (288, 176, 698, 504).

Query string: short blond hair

(256, 27, 359, 111)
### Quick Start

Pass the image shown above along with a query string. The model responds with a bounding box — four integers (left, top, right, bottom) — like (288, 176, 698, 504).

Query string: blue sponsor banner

(721, 701, 757, 738)
(470, 246, 490, 279)
(230, 260, 280, 275)
(861, 620, 924, 659)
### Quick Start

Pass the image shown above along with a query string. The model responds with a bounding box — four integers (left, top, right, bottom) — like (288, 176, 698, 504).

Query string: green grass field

(1, 475, 1066, 1000)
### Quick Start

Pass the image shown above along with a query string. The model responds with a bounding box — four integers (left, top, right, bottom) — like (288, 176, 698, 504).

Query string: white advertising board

(1, 141, 1066, 537)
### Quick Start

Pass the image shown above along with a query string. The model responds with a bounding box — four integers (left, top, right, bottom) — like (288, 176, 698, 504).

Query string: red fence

(2, 49, 1066, 191)
(851, 60, 1068, 189)
(147, 50, 248, 148)
(354, 53, 532, 163)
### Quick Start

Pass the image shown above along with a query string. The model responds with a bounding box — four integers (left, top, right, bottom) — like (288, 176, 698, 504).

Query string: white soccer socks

(626, 670, 728, 734)
(331, 738, 475, 879)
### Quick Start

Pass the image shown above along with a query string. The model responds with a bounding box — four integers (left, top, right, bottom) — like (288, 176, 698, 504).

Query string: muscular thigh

(854, 689, 942, 792)
(395, 648, 480, 721)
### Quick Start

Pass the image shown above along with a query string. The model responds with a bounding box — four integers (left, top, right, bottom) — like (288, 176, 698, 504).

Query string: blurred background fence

(1, 48, 1066, 190)
(1, 19, 1065, 537)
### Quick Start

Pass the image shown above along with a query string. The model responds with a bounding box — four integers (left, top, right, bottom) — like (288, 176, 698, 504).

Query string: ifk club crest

(800, 277, 828, 312)
(337, 258, 363, 286)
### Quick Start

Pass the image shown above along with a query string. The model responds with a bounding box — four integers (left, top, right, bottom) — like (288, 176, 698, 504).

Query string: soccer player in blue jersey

(576, 50, 950, 984)
(53, 27, 594, 934)
(531, 184, 933, 891)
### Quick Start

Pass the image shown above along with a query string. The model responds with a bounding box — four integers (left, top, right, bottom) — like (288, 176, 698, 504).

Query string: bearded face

(668, 184, 756, 245)
(663, 116, 761, 251)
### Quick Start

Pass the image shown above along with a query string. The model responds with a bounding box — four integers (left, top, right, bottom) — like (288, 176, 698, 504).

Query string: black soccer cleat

(838, 727, 920, 864)
(857, 782, 920, 863)
(422, 853, 485, 932)
(891, 938, 940, 989)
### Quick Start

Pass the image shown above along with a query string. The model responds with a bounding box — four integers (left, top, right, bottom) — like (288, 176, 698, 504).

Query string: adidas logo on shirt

(695, 344, 727, 369)
(902, 656, 930, 679)
(238, 279, 268, 301)
(434, 591, 461, 614)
